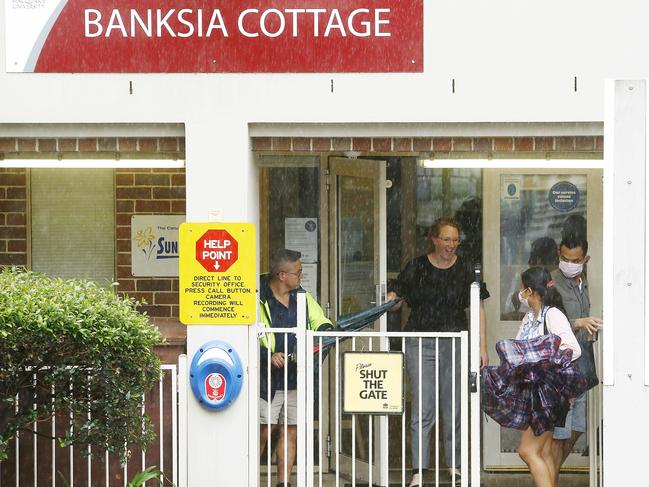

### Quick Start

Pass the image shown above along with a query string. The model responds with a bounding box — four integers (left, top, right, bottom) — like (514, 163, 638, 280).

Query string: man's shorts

(260, 390, 298, 425)
(554, 392, 587, 440)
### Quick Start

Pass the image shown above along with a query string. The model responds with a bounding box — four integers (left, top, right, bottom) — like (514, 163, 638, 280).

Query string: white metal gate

(258, 287, 482, 487)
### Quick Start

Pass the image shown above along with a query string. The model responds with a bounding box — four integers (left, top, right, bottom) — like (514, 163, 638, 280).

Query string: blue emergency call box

(189, 340, 244, 411)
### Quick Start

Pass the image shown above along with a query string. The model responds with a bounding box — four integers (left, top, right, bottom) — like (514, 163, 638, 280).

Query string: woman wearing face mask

(482, 267, 585, 487)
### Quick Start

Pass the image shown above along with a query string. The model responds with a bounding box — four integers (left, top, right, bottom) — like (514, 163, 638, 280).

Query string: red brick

(123, 292, 154, 304)
(116, 227, 130, 239)
(8, 240, 26, 252)
(0, 241, 6, 251)
(179, 138, 186, 152)
(136, 200, 171, 213)
(116, 213, 131, 225)
(0, 173, 26, 186)
(473, 138, 493, 152)
(118, 138, 138, 151)
(78, 138, 98, 151)
(139, 304, 172, 317)
(534, 137, 554, 151)
(172, 280, 179, 291)
(154, 292, 180, 305)
(117, 265, 133, 279)
(270, 137, 290, 151)
(0, 201, 26, 212)
(0, 226, 25, 238)
(0, 188, 5, 199)
(6, 213, 26, 225)
(159, 138, 178, 152)
(433, 138, 452, 151)
(171, 306, 179, 317)
(556, 136, 575, 151)
(0, 138, 16, 151)
(117, 253, 131, 266)
(494, 138, 514, 151)
(138, 138, 158, 152)
(58, 138, 77, 151)
(372, 138, 391, 151)
(116, 187, 152, 199)
(514, 137, 533, 151)
(17, 139, 36, 151)
(0, 214, 5, 226)
(116, 279, 135, 292)
(137, 279, 172, 292)
(171, 201, 186, 213)
(116, 173, 134, 186)
(575, 136, 595, 151)
(394, 138, 412, 152)
(452, 138, 472, 151)
(37, 139, 57, 152)
(251, 137, 272, 150)
(116, 200, 134, 212)
(98, 138, 118, 151)
(7, 187, 27, 200)
(0, 253, 27, 266)
(135, 173, 170, 186)
(171, 174, 185, 186)
(332, 138, 352, 151)
(153, 187, 185, 199)
(595, 136, 604, 151)
(312, 138, 331, 151)
(352, 138, 371, 151)
(413, 138, 432, 152)
(116, 239, 131, 252)
(291, 138, 311, 151)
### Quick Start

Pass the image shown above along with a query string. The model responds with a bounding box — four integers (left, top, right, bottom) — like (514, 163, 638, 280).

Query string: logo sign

(5, 0, 423, 73)
(179, 222, 256, 325)
(131, 215, 184, 277)
(205, 372, 227, 403)
(548, 181, 580, 212)
(343, 352, 404, 415)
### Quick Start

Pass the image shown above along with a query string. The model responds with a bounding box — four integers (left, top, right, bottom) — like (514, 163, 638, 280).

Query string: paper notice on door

(300, 263, 318, 298)
(285, 218, 318, 263)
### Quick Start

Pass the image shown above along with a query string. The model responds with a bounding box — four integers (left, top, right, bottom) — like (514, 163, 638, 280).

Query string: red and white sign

(195, 229, 238, 272)
(5, 0, 423, 73)
(204, 372, 226, 402)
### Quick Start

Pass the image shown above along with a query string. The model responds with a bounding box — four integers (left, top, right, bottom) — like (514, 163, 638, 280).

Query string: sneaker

(409, 472, 422, 487)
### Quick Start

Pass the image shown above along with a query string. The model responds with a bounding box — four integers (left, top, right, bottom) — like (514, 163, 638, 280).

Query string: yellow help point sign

(343, 352, 404, 415)
(179, 223, 256, 325)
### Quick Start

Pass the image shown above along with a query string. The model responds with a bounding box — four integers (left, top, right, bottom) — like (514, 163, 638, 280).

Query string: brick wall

(0, 136, 186, 344)
(0, 169, 27, 267)
(251, 135, 604, 153)
(115, 168, 185, 321)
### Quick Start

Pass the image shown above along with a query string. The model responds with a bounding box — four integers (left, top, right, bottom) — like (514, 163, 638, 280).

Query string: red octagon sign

(195, 229, 238, 272)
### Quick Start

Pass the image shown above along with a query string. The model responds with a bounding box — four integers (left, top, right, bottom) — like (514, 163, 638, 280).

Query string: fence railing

(0, 362, 184, 487)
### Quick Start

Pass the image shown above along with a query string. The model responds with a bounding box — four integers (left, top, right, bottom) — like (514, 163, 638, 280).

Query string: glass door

(482, 168, 603, 471)
(327, 157, 387, 482)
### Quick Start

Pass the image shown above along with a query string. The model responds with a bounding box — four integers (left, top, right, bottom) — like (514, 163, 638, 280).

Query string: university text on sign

(179, 223, 256, 325)
(6, 0, 423, 72)
(343, 352, 404, 415)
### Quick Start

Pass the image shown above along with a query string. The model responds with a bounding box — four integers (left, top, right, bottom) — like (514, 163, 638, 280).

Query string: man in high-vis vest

(259, 249, 332, 487)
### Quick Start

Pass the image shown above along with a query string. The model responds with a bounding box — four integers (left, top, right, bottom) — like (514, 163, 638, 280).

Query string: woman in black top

(387, 217, 489, 486)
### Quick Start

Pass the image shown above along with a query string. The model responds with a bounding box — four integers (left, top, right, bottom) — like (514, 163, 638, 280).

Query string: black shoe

(275, 483, 291, 487)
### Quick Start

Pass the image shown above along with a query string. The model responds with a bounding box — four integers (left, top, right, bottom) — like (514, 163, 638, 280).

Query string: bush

(0, 268, 163, 462)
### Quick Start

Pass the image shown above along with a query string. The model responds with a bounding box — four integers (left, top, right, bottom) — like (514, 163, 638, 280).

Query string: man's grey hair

(270, 248, 301, 276)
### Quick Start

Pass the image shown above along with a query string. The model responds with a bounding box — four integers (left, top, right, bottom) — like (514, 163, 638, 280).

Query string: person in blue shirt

(259, 249, 332, 487)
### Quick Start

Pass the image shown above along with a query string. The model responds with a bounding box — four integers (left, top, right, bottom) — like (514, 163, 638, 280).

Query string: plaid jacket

(481, 334, 587, 436)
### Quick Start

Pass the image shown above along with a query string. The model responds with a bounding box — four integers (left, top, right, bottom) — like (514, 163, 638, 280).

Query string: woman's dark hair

(521, 266, 567, 316)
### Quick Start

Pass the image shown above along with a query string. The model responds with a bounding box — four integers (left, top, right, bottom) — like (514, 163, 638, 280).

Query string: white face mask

(559, 260, 583, 278)
(518, 290, 530, 309)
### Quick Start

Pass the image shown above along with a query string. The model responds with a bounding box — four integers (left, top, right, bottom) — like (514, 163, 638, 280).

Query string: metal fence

(0, 362, 185, 487)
